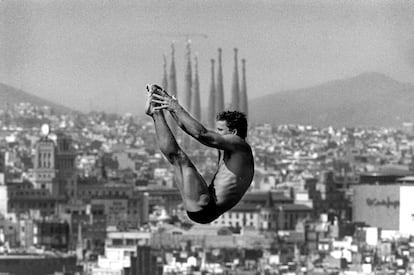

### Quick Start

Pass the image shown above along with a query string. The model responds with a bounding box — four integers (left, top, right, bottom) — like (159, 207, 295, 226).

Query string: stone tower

(230, 48, 240, 111)
(207, 59, 216, 129)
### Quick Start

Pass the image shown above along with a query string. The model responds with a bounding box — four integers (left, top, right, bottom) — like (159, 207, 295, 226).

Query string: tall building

(216, 48, 225, 113)
(230, 48, 240, 111)
(11, 128, 75, 217)
(55, 132, 77, 199)
(207, 59, 216, 129)
(32, 129, 56, 194)
(240, 58, 248, 118)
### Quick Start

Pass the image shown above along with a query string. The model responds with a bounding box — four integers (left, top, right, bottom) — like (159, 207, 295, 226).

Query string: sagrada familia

(160, 42, 249, 130)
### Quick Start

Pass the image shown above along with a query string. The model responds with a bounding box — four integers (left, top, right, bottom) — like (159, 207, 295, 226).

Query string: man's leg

(147, 92, 219, 223)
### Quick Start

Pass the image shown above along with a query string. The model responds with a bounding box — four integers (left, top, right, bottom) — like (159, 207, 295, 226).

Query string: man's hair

(216, 110, 248, 139)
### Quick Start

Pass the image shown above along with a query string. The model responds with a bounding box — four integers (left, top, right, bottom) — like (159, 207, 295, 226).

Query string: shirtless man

(145, 84, 254, 224)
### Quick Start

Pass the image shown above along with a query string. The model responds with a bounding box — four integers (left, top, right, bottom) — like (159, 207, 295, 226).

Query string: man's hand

(152, 93, 181, 112)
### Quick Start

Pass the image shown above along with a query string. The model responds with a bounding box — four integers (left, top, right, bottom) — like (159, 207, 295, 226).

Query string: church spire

(162, 54, 168, 90)
(207, 59, 216, 129)
(169, 42, 178, 98)
(183, 40, 192, 111)
(191, 55, 201, 121)
(168, 43, 178, 134)
(230, 48, 240, 111)
(216, 48, 225, 113)
(240, 58, 248, 117)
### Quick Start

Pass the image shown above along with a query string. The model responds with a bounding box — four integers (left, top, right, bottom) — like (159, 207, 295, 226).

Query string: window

(112, 239, 123, 246)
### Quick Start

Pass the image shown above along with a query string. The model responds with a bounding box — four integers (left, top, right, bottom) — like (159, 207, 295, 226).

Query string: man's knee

(170, 150, 191, 166)
(159, 147, 187, 165)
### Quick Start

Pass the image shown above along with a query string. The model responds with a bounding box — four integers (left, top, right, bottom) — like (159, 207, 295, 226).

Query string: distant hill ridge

(0, 83, 76, 114)
(250, 72, 414, 127)
(2, 72, 413, 127)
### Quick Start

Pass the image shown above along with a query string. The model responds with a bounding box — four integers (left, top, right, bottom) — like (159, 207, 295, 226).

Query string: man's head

(215, 110, 248, 139)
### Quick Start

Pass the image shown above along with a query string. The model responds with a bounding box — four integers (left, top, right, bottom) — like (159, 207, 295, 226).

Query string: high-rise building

(216, 48, 225, 113)
(207, 59, 216, 129)
(230, 48, 240, 111)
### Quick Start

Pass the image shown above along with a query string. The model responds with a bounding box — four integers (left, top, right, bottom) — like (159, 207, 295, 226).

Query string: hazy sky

(1, 0, 414, 115)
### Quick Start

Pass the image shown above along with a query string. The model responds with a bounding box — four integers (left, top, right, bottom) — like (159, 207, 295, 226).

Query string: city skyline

(1, 0, 414, 116)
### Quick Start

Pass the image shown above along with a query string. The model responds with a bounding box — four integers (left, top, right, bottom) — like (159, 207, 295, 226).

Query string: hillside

(0, 83, 77, 114)
(249, 72, 414, 127)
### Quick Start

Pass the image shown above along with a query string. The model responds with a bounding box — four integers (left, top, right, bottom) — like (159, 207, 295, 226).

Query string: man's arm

(152, 93, 243, 151)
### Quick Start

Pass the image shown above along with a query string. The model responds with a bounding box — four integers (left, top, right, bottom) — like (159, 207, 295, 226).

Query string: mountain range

(0, 83, 76, 115)
(1, 72, 414, 127)
(249, 72, 414, 127)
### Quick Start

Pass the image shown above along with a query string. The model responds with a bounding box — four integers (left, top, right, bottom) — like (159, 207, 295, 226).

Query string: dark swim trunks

(186, 183, 220, 224)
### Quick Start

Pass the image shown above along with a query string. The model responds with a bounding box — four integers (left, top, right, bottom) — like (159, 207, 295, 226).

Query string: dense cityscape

(4, 0, 414, 274)
(0, 98, 413, 275)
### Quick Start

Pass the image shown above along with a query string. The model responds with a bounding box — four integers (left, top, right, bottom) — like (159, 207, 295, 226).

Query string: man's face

(216, 120, 232, 136)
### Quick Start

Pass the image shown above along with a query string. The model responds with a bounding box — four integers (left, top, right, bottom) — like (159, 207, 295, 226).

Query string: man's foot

(145, 84, 166, 116)
(145, 94, 155, 116)
(146, 84, 164, 96)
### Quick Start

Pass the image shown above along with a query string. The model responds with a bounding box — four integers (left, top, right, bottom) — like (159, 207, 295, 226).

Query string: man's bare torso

(213, 143, 254, 212)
